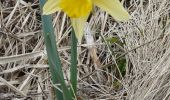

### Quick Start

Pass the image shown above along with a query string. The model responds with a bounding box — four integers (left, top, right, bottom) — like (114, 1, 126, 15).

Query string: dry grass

(0, 0, 170, 100)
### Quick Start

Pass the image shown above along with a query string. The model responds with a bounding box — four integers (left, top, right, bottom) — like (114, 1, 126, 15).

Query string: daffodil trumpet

(43, 0, 130, 42)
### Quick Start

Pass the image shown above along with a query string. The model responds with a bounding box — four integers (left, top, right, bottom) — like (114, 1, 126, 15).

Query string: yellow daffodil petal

(43, 0, 61, 15)
(93, 0, 130, 21)
(71, 17, 88, 42)
(59, 0, 92, 18)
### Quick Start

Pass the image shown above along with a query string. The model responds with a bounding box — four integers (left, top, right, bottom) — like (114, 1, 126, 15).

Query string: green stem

(70, 29, 78, 97)
(39, 0, 72, 99)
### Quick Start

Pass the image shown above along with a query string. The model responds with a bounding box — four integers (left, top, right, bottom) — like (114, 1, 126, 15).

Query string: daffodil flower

(43, 0, 130, 42)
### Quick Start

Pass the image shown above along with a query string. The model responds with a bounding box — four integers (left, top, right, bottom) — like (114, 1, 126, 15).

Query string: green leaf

(106, 37, 118, 43)
(117, 58, 126, 77)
